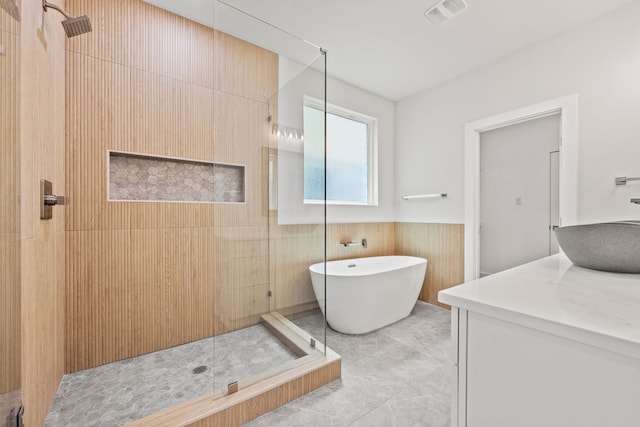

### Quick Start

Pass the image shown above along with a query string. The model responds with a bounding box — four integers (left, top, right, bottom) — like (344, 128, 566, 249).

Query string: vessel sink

(555, 221, 640, 273)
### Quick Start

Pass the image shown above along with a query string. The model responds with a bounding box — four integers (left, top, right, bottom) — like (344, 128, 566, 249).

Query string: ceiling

(145, 0, 638, 101)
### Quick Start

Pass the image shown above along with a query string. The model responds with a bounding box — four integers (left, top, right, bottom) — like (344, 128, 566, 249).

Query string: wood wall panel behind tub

(270, 223, 396, 317)
(395, 223, 465, 308)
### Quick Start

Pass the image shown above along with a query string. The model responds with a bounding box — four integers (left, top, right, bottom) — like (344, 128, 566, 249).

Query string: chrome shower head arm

(42, 0, 91, 37)
(42, 0, 71, 19)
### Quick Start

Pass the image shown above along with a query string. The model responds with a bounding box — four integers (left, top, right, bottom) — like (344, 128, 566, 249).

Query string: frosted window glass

(303, 105, 370, 203)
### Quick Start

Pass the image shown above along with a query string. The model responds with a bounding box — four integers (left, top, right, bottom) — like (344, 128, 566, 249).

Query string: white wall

(277, 57, 395, 224)
(395, 1, 640, 225)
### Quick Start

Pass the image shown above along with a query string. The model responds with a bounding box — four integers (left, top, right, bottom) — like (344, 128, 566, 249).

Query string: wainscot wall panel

(270, 223, 397, 316)
(395, 222, 465, 307)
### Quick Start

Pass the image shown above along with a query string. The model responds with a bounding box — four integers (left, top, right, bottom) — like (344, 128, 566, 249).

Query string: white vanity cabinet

(439, 255, 640, 427)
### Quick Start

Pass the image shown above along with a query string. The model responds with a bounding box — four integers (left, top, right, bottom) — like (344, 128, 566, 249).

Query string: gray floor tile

(44, 301, 451, 427)
(349, 394, 450, 427)
(245, 301, 452, 426)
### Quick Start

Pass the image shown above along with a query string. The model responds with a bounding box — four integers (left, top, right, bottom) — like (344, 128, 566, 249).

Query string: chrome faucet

(341, 238, 367, 248)
(631, 199, 640, 204)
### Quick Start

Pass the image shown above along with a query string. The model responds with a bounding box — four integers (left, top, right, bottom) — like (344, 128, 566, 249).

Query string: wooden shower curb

(126, 313, 341, 427)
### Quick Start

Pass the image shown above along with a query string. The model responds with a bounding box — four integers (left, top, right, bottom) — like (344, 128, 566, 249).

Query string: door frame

(464, 94, 579, 282)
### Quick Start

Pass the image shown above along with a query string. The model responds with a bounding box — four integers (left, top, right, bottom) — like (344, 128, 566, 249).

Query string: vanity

(438, 254, 640, 427)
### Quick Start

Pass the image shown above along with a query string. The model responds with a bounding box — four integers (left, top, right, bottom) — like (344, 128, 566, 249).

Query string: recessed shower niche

(108, 151, 245, 203)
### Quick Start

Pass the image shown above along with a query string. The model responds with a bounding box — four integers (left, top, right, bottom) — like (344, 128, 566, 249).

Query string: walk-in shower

(40, 0, 334, 425)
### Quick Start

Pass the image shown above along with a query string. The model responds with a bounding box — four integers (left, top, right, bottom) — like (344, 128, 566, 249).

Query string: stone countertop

(438, 253, 640, 359)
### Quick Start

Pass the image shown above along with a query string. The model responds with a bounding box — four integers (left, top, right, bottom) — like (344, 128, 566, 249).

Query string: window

(303, 98, 377, 205)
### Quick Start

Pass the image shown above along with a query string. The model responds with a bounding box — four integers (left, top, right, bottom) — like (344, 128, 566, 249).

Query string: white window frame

(303, 96, 379, 206)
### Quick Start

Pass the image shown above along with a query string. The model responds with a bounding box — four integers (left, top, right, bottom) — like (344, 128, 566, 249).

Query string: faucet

(340, 238, 367, 248)
(631, 199, 640, 204)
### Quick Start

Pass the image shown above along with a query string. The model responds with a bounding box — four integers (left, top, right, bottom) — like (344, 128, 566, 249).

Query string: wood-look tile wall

(0, 7, 20, 397)
(395, 223, 465, 307)
(17, 0, 67, 425)
(64, 0, 279, 372)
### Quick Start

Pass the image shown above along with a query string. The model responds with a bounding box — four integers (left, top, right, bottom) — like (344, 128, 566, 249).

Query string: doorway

(463, 94, 579, 282)
(478, 114, 560, 277)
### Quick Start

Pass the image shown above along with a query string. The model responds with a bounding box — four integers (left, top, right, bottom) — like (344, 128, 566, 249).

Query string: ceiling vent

(425, 0, 468, 26)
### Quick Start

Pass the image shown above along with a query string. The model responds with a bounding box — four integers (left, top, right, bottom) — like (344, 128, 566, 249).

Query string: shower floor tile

(245, 301, 451, 427)
(44, 324, 298, 427)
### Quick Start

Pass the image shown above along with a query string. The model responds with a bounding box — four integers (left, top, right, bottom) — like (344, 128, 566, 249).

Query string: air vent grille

(425, 0, 468, 26)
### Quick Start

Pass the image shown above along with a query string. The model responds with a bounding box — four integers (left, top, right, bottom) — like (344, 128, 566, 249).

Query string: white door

(479, 114, 560, 276)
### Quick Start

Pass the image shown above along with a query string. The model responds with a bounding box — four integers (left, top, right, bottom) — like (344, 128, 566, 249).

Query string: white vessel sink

(555, 221, 640, 273)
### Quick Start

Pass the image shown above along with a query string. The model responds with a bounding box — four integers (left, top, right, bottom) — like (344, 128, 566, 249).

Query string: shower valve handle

(43, 194, 67, 206)
(40, 179, 67, 219)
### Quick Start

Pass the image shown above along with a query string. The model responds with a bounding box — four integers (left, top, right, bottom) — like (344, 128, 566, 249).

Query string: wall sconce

(272, 124, 304, 152)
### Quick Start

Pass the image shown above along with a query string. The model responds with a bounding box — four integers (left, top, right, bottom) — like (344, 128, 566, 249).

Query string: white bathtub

(309, 256, 427, 334)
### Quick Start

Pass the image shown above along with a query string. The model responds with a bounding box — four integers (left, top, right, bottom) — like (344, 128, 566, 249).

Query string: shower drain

(192, 365, 207, 374)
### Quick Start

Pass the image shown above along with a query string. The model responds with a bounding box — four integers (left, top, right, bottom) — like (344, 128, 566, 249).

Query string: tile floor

(44, 325, 298, 427)
(44, 301, 451, 426)
(246, 301, 452, 427)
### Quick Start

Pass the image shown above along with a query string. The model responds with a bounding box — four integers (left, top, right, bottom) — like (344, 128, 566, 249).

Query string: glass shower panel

(0, 3, 21, 423)
(268, 54, 328, 345)
(211, 0, 328, 394)
(38, 0, 329, 422)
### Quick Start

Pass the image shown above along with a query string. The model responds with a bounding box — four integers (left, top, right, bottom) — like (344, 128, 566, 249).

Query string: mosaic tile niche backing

(109, 152, 245, 203)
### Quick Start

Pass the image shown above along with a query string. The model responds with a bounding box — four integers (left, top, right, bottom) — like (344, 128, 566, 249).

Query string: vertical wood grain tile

(395, 223, 464, 308)
(190, 227, 215, 340)
(214, 30, 279, 102)
(66, 0, 131, 66)
(131, 69, 189, 159)
(0, 238, 20, 393)
(130, 228, 191, 355)
(130, 0, 192, 82)
(65, 230, 132, 372)
(66, 52, 131, 231)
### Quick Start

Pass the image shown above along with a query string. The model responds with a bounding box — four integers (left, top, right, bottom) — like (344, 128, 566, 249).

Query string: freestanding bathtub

(309, 256, 427, 334)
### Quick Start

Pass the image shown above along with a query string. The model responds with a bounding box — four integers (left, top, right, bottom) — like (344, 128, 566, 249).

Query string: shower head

(42, 0, 92, 37)
(0, 0, 20, 21)
(61, 15, 92, 37)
